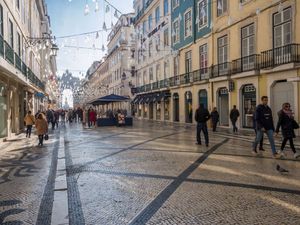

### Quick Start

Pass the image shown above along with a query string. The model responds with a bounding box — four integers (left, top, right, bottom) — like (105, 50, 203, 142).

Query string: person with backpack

(195, 103, 211, 146)
(275, 102, 300, 158)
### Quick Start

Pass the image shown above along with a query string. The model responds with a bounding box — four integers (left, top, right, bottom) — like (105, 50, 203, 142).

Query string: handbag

(44, 134, 49, 140)
(292, 119, 299, 129)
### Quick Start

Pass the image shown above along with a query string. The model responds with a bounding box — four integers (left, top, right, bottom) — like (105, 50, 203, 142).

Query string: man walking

(195, 104, 210, 146)
(211, 107, 219, 132)
(252, 96, 280, 158)
(230, 105, 240, 133)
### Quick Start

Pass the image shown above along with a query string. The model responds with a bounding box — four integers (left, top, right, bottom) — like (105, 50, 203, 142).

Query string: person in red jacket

(89, 108, 97, 128)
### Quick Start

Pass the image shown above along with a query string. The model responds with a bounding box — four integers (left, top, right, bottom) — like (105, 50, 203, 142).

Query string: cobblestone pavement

(0, 120, 300, 225)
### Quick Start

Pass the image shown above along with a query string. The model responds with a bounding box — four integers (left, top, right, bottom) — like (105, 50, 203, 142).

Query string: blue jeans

(253, 129, 276, 154)
(197, 122, 209, 145)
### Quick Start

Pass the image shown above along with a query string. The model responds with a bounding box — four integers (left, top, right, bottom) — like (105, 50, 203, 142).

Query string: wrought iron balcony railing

(0, 35, 4, 56)
(261, 44, 300, 69)
(231, 54, 260, 74)
(211, 62, 231, 78)
(4, 41, 14, 65)
(193, 68, 210, 82)
(15, 53, 22, 71)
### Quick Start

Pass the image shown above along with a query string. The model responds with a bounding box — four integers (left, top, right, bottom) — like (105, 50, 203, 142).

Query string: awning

(153, 92, 164, 102)
(132, 95, 141, 104)
(144, 94, 153, 104)
(89, 94, 130, 105)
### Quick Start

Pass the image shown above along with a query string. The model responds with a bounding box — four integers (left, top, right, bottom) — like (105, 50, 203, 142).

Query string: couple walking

(252, 96, 299, 158)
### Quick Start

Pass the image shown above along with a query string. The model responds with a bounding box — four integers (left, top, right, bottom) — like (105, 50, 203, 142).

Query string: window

(149, 67, 153, 81)
(148, 14, 153, 31)
(155, 7, 160, 24)
(174, 56, 179, 76)
(8, 20, 14, 48)
(241, 23, 255, 69)
(173, 19, 179, 44)
(217, 0, 228, 16)
(218, 35, 228, 71)
(155, 35, 160, 52)
(164, 28, 169, 47)
(198, 0, 208, 28)
(185, 51, 192, 73)
(17, 32, 21, 56)
(143, 21, 147, 34)
(273, 7, 291, 48)
(156, 64, 161, 81)
(0, 4, 3, 36)
(149, 40, 153, 57)
(199, 44, 208, 73)
(184, 10, 192, 38)
(164, 60, 169, 79)
(164, 0, 169, 16)
(172, 0, 179, 10)
(16, 0, 20, 10)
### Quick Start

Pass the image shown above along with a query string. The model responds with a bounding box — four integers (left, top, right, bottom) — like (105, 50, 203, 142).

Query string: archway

(241, 84, 256, 128)
(198, 89, 208, 109)
(218, 88, 229, 126)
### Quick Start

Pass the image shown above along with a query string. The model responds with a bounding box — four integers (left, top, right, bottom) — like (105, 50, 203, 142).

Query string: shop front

(242, 84, 256, 128)
(198, 89, 208, 109)
(218, 88, 229, 126)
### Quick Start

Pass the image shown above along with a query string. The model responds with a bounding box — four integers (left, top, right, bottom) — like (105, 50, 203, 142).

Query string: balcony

(211, 62, 231, 78)
(231, 54, 260, 74)
(15, 53, 22, 71)
(193, 68, 210, 82)
(261, 44, 300, 69)
(180, 72, 192, 85)
(0, 36, 44, 91)
(4, 41, 14, 65)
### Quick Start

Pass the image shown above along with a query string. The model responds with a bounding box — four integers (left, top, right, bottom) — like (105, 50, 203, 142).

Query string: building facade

(132, 0, 300, 131)
(0, 0, 58, 139)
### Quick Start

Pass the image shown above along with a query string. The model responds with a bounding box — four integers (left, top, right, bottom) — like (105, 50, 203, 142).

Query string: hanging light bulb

(114, 9, 119, 18)
(102, 44, 105, 52)
(96, 32, 99, 39)
(84, 4, 90, 15)
(103, 21, 107, 31)
(95, 1, 99, 12)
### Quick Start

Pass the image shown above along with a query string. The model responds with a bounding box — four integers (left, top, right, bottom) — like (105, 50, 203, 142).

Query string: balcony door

(241, 24, 255, 70)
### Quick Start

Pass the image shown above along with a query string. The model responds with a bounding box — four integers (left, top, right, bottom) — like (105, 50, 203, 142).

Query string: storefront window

(143, 104, 148, 118)
(164, 98, 170, 120)
(156, 103, 161, 120)
(242, 84, 256, 128)
(0, 83, 7, 138)
(185, 91, 193, 123)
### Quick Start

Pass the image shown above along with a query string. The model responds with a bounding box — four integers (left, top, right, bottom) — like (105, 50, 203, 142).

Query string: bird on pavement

(276, 164, 289, 173)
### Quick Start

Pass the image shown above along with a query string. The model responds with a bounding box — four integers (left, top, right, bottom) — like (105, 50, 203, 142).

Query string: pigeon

(276, 164, 289, 173)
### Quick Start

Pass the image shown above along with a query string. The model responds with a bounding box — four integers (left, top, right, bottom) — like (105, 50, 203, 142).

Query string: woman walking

(24, 111, 35, 138)
(210, 107, 219, 132)
(275, 103, 300, 158)
(35, 113, 48, 147)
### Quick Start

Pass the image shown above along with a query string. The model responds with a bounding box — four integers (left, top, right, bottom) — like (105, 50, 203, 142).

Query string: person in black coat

(275, 103, 299, 158)
(230, 105, 240, 133)
(195, 104, 210, 146)
(253, 111, 264, 151)
(210, 107, 219, 132)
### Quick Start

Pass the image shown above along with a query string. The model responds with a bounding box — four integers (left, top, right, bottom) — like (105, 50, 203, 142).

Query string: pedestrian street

(0, 120, 300, 225)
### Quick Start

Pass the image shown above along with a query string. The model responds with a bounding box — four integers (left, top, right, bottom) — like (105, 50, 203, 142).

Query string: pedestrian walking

(35, 113, 48, 147)
(253, 111, 264, 151)
(252, 96, 280, 158)
(24, 111, 35, 138)
(89, 109, 97, 127)
(210, 107, 219, 132)
(230, 105, 240, 133)
(195, 103, 210, 146)
(275, 103, 300, 158)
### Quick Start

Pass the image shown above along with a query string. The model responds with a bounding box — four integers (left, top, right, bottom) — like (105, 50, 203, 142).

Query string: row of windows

(184, 7, 292, 73)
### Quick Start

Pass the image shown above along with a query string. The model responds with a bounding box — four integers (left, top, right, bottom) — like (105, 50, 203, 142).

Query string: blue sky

(45, 0, 134, 79)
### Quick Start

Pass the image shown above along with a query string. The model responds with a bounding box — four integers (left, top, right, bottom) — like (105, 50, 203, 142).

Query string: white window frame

(273, 7, 292, 48)
(173, 18, 180, 44)
(199, 44, 208, 76)
(241, 23, 255, 70)
(217, 0, 228, 17)
(184, 9, 192, 38)
(198, 0, 208, 29)
(172, 0, 179, 10)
